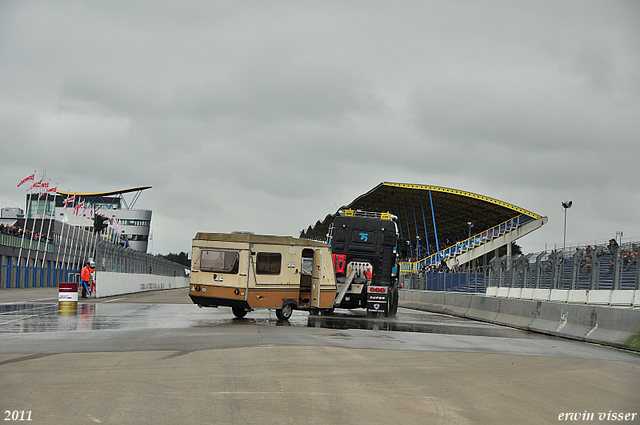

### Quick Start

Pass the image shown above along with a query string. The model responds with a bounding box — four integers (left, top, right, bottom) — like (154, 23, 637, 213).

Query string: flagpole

(77, 200, 90, 272)
(32, 179, 51, 287)
(16, 170, 36, 286)
(87, 206, 96, 261)
(41, 184, 56, 259)
(25, 177, 46, 286)
(61, 193, 76, 278)
(57, 191, 73, 277)
(55, 201, 70, 283)
(78, 204, 91, 267)
(89, 210, 98, 267)
(70, 197, 82, 276)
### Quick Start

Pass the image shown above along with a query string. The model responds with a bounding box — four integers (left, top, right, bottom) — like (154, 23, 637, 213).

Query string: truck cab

(328, 210, 399, 317)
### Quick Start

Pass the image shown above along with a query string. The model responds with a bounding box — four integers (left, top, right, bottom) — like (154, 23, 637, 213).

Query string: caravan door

(311, 249, 322, 308)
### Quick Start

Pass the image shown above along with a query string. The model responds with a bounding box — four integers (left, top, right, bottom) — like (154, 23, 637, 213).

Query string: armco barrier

(399, 290, 640, 352)
(465, 295, 501, 323)
(491, 298, 540, 330)
(442, 293, 473, 317)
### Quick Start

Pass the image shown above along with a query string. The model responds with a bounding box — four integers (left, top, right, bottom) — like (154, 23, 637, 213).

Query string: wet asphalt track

(1, 287, 638, 425)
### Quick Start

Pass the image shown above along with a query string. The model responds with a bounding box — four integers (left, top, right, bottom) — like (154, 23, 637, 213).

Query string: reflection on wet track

(1, 301, 530, 339)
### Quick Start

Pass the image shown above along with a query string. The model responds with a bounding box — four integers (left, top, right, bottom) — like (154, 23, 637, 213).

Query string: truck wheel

(275, 304, 293, 320)
(232, 307, 247, 319)
(320, 308, 334, 316)
(391, 287, 399, 315)
(385, 288, 399, 318)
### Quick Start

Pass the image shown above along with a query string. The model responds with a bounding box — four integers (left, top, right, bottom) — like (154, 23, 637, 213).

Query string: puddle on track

(0, 302, 533, 339)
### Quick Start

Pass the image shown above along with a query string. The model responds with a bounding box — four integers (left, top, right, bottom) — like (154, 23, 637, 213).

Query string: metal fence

(400, 242, 640, 292)
(400, 270, 486, 293)
(94, 239, 187, 277)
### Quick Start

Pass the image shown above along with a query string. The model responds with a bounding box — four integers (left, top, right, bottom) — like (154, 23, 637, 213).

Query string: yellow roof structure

(300, 182, 542, 246)
(57, 186, 152, 197)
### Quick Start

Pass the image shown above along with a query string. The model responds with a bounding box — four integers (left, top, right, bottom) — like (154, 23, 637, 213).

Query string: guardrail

(0, 233, 55, 253)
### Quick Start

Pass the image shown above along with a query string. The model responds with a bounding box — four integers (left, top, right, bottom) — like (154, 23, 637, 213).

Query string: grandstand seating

(402, 214, 537, 271)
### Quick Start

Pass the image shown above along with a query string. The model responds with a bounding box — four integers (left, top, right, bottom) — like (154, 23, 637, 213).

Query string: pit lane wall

(399, 290, 640, 352)
(94, 271, 190, 298)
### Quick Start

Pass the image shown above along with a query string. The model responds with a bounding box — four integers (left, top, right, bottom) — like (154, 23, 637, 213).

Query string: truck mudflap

(366, 286, 389, 313)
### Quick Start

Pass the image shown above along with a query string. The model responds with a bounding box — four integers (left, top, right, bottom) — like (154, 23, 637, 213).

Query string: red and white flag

(74, 201, 85, 216)
(27, 178, 43, 191)
(63, 196, 75, 209)
(17, 173, 35, 187)
(39, 186, 57, 198)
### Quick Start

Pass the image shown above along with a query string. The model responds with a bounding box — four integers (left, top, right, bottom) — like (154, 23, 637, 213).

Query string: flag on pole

(74, 201, 85, 216)
(39, 186, 57, 198)
(17, 173, 35, 187)
(63, 195, 75, 209)
(28, 178, 43, 191)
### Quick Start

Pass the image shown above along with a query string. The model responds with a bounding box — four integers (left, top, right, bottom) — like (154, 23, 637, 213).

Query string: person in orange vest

(81, 261, 95, 298)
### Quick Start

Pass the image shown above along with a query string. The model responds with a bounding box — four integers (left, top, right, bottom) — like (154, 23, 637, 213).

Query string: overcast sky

(1, 1, 639, 256)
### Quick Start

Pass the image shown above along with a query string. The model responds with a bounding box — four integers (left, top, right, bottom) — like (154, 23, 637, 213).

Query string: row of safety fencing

(1, 226, 187, 289)
(400, 242, 640, 301)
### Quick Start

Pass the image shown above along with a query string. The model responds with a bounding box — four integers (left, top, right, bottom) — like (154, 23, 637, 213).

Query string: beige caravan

(189, 232, 337, 320)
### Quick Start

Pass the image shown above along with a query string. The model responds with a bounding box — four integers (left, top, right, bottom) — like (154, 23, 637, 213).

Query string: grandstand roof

(57, 186, 152, 197)
(300, 182, 543, 245)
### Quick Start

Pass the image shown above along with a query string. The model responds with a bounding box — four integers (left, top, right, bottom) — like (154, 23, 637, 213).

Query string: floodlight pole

(562, 201, 572, 251)
(563, 209, 567, 250)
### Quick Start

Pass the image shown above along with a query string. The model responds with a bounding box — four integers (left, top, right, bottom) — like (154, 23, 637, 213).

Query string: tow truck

(324, 209, 400, 317)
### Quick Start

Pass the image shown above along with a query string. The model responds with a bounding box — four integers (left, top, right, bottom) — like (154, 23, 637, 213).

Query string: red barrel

(58, 282, 78, 315)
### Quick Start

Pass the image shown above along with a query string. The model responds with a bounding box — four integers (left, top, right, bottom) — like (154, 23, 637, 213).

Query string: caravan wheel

(275, 304, 293, 320)
(232, 307, 247, 319)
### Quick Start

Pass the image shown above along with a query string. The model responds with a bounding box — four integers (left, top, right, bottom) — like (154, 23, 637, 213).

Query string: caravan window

(200, 250, 239, 274)
(256, 252, 281, 275)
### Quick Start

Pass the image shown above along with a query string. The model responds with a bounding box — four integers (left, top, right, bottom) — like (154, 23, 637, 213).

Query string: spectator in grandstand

(627, 247, 638, 271)
(580, 255, 591, 275)
(608, 238, 618, 253)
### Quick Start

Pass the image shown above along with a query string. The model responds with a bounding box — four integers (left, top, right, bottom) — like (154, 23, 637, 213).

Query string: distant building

(1, 207, 24, 219)
(25, 186, 153, 252)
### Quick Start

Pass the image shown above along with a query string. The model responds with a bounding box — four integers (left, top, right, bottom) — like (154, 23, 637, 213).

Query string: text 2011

(4, 411, 32, 421)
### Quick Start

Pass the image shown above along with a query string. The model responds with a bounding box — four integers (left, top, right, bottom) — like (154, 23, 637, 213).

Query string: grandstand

(300, 182, 548, 271)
